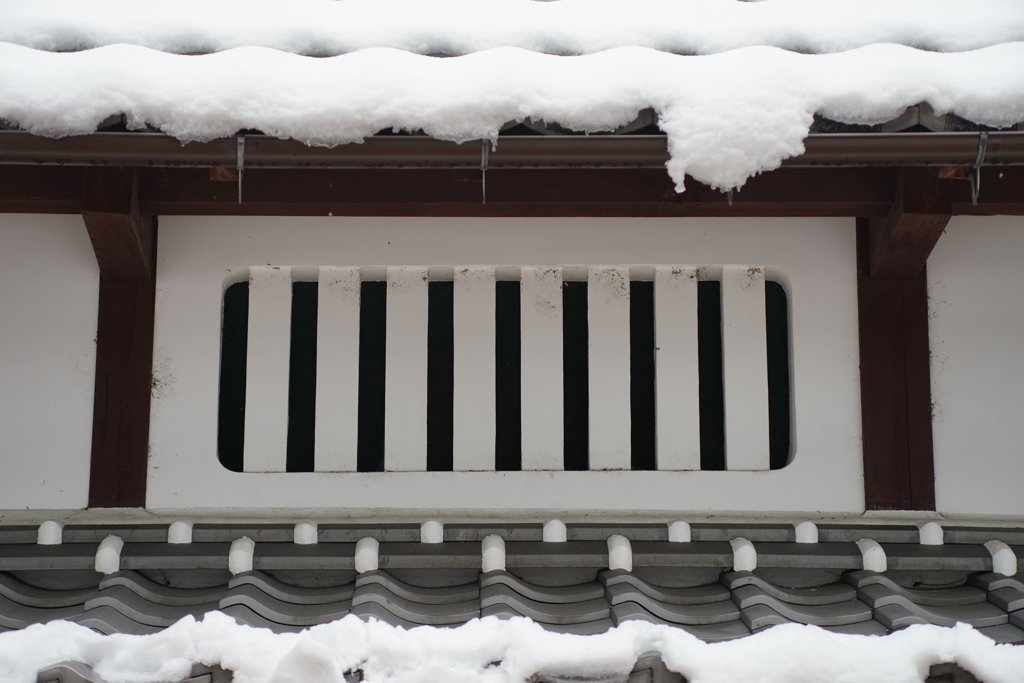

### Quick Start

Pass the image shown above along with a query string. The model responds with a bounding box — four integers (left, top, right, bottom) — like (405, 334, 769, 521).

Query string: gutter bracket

(970, 132, 988, 205)
(237, 135, 246, 204)
(480, 139, 489, 205)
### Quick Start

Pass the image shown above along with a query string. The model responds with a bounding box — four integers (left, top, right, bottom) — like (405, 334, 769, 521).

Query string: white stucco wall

(148, 216, 863, 516)
(0, 214, 97, 510)
(929, 215, 1024, 518)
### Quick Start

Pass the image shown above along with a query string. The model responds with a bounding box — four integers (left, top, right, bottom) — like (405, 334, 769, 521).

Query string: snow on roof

(1, 1, 1023, 192)
(3, 0, 1023, 56)
(2, 613, 1023, 683)
(3, 42, 1022, 192)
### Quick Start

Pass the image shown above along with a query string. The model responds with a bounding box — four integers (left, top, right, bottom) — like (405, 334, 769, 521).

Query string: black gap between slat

(630, 280, 656, 470)
(698, 280, 725, 471)
(563, 281, 589, 471)
(218, 281, 249, 472)
(357, 281, 386, 472)
(286, 282, 318, 472)
(427, 281, 454, 471)
(495, 281, 522, 471)
(766, 281, 792, 470)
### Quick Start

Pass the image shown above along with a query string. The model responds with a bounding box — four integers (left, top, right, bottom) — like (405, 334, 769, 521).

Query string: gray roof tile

(844, 571, 987, 606)
(0, 572, 94, 608)
(602, 569, 730, 605)
(730, 585, 872, 627)
(67, 605, 163, 636)
(484, 570, 603, 603)
(721, 571, 855, 605)
(100, 571, 226, 606)
(84, 586, 217, 627)
(480, 585, 608, 625)
(857, 584, 1008, 628)
(606, 584, 739, 624)
(358, 570, 477, 604)
(229, 571, 353, 604)
(3, 522, 1024, 645)
(219, 584, 351, 626)
(741, 604, 791, 630)
(353, 583, 479, 625)
(0, 592, 84, 628)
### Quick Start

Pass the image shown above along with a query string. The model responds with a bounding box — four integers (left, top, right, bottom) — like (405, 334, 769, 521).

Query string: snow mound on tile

(2, 42, 1023, 192)
(1, 614, 1023, 683)
(1, 0, 1023, 56)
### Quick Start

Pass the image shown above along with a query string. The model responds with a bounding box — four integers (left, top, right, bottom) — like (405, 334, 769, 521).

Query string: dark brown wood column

(83, 168, 156, 508)
(857, 169, 950, 510)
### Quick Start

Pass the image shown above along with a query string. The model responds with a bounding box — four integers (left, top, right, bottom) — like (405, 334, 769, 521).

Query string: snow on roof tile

(2, 0, 1023, 56)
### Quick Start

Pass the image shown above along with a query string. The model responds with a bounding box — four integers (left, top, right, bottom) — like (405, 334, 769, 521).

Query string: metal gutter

(1, 130, 1022, 169)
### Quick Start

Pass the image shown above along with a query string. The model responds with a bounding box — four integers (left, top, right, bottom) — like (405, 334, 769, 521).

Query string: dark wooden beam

(135, 166, 895, 217)
(82, 168, 154, 282)
(84, 168, 156, 508)
(0, 166, 83, 213)
(857, 219, 936, 510)
(868, 168, 952, 279)
(2, 163, 1020, 217)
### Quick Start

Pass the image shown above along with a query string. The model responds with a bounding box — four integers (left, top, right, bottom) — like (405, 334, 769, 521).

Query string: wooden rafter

(867, 168, 952, 280)
(82, 168, 154, 282)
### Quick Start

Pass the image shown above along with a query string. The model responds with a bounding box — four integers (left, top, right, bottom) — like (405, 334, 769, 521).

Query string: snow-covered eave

(3, 42, 1024, 192)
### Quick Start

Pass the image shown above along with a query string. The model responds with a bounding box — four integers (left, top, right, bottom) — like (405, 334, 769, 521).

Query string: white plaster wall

(148, 217, 862, 515)
(929, 216, 1024, 517)
(0, 215, 97, 510)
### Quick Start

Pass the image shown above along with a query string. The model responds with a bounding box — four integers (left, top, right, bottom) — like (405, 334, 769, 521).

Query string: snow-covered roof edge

(2, 43, 1023, 191)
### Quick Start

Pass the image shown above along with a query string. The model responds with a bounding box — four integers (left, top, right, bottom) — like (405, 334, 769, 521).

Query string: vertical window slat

(721, 265, 771, 471)
(452, 267, 496, 471)
(243, 266, 292, 472)
(588, 267, 631, 470)
(520, 266, 564, 471)
(315, 267, 361, 472)
(652, 267, 702, 470)
(385, 266, 429, 471)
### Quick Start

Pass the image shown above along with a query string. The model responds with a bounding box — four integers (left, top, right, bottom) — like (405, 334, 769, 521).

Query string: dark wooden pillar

(857, 168, 951, 511)
(83, 168, 156, 508)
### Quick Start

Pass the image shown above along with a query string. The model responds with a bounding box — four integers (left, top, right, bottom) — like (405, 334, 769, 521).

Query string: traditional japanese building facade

(1, 2, 1024, 680)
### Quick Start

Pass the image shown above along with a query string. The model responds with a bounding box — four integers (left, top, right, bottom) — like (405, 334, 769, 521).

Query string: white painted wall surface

(148, 217, 862, 515)
(0, 215, 97, 510)
(929, 216, 1024, 517)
